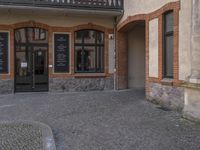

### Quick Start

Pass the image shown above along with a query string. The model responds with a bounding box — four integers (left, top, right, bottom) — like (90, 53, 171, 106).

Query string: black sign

(54, 34, 69, 73)
(0, 32, 8, 74)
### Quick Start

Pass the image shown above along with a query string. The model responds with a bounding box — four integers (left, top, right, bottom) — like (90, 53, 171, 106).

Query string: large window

(163, 11, 174, 78)
(75, 30, 104, 73)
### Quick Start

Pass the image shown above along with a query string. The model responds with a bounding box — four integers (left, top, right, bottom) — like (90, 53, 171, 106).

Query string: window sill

(161, 78, 173, 86)
(74, 73, 106, 78)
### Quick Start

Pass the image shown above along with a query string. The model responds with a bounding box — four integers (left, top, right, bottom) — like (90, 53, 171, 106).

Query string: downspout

(113, 10, 124, 90)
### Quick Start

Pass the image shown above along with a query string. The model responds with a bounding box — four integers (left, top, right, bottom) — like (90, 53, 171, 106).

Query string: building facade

(0, 0, 200, 122)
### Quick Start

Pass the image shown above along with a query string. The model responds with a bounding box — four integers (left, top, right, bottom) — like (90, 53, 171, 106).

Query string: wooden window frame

(74, 29, 104, 73)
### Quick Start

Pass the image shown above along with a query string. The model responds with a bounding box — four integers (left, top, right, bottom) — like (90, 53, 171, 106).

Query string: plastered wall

(0, 10, 114, 28)
(108, 38, 115, 74)
(179, 0, 192, 80)
(149, 18, 159, 78)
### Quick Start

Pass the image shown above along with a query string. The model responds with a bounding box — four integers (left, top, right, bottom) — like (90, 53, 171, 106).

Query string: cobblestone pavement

(0, 123, 42, 150)
(0, 90, 200, 150)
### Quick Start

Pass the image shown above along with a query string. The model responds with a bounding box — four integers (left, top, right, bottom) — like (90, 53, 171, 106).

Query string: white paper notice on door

(21, 62, 28, 68)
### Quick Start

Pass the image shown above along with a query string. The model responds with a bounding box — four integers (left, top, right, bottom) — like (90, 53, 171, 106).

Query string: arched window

(75, 30, 104, 73)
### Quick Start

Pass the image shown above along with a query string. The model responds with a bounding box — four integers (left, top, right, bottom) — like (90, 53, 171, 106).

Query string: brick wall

(117, 1, 182, 94)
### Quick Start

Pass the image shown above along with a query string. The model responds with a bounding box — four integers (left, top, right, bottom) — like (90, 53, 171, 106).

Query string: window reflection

(75, 30, 104, 73)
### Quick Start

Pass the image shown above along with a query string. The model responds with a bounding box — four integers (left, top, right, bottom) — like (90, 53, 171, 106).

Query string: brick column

(116, 31, 128, 89)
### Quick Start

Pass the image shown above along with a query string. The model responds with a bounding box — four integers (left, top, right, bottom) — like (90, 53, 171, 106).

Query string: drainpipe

(113, 11, 124, 90)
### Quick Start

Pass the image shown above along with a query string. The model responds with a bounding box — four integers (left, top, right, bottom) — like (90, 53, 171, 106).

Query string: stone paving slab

(0, 121, 56, 150)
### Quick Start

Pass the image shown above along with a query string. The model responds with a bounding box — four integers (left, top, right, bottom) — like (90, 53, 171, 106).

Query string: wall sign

(54, 33, 70, 73)
(0, 32, 9, 74)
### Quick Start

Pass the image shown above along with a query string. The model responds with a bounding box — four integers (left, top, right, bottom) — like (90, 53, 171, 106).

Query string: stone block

(147, 83, 184, 112)
(49, 77, 114, 92)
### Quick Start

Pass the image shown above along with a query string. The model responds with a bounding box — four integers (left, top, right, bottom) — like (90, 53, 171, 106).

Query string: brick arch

(117, 1, 180, 32)
(12, 20, 50, 30)
(117, 16, 146, 90)
(117, 14, 147, 32)
(72, 23, 109, 33)
(116, 15, 147, 90)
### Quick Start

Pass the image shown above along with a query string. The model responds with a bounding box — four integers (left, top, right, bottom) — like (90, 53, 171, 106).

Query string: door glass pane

(33, 46, 48, 91)
(84, 46, 95, 72)
(15, 46, 32, 92)
(165, 35, 173, 77)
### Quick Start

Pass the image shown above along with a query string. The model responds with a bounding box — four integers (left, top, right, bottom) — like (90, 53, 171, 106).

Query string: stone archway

(116, 15, 147, 91)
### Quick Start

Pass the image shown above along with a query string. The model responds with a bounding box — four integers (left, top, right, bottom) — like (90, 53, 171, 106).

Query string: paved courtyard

(0, 90, 200, 150)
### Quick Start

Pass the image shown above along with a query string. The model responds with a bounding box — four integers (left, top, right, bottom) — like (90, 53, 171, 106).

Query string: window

(163, 11, 174, 78)
(75, 30, 104, 73)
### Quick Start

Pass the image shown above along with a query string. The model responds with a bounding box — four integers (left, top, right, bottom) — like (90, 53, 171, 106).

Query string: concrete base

(49, 77, 114, 92)
(147, 83, 184, 112)
(183, 87, 200, 122)
(0, 77, 114, 94)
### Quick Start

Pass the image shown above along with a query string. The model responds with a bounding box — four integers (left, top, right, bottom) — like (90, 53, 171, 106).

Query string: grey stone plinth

(183, 86, 200, 123)
(49, 77, 114, 92)
(0, 80, 14, 94)
(147, 83, 184, 112)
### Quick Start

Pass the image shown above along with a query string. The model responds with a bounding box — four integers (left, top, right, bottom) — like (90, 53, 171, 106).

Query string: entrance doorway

(14, 28, 48, 92)
(127, 23, 145, 90)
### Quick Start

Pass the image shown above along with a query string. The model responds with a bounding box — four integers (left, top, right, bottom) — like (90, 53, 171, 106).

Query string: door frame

(14, 27, 49, 93)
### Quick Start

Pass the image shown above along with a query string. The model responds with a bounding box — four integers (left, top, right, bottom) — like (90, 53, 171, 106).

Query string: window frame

(163, 11, 174, 79)
(74, 29, 104, 73)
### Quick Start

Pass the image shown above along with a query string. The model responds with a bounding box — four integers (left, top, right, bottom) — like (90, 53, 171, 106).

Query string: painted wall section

(179, 0, 192, 80)
(0, 11, 113, 28)
(149, 18, 159, 78)
(109, 39, 115, 74)
(128, 25, 145, 89)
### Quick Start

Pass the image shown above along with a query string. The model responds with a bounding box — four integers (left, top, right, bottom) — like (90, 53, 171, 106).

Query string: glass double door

(15, 45, 48, 92)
